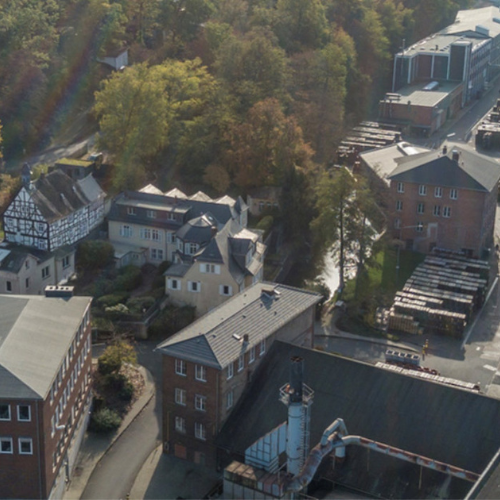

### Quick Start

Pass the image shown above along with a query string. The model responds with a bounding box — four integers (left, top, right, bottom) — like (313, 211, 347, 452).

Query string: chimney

(243, 333, 249, 343)
(442, 145, 448, 155)
(44, 285, 74, 298)
(452, 150, 460, 162)
(287, 356, 304, 476)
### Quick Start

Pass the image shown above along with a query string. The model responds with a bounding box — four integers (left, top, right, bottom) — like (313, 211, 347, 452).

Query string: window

(443, 206, 451, 218)
(227, 362, 234, 380)
(152, 229, 160, 241)
(17, 405, 31, 422)
(450, 189, 458, 200)
(141, 228, 152, 240)
(201, 264, 220, 274)
(42, 266, 50, 279)
(151, 248, 164, 261)
(188, 281, 200, 293)
(0, 438, 13, 454)
(249, 347, 256, 364)
(121, 225, 132, 237)
(394, 218, 401, 229)
(434, 187, 443, 198)
(397, 182, 404, 193)
(195, 365, 207, 382)
(167, 232, 175, 244)
(168, 212, 176, 221)
(175, 359, 187, 376)
(416, 222, 424, 232)
(167, 278, 180, 291)
(238, 354, 244, 372)
(418, 185, 427, 196)
(6, 281, 11, 292)
(433, 205, 441, 217)
(18, 438, 33, 455)
(25, 278, 30, 289)
(62, 255, 70, 269)
(220, 285, 233, 296)
(175, 416, 186, 433)
(127, 207, 137, 215)
(186, 243, 198, 255)
(147, 210, 157, 219)
(226, 390, 234, 410)
(396, 200, 403, 212)
(195, 395, 206, 412)
(195, 422, 206, 440)
(25, 260, 30, 270)
(417, 203, 425, 215)
(175, 388, 186, 406)
(0, 404, 10, 421)
(259, 339, 266, 356)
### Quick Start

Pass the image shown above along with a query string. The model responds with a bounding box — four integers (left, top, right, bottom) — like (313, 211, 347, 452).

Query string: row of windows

(227, 339, 265, 380)
(140, 228, 161, 241)
(396, 201, 452, 218)
(175, 361, 207, 381)
(0, 437, 32, 455)
(127, 207, 181, 221)
(167, 279, 233, 296)
(174, 418, 207, 440)
(397, 182, 458, 199)
(0, 404, 31, 422)
(174, 389, 234, 411)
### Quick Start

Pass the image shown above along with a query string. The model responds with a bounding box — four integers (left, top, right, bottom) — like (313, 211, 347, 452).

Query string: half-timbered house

(2, 170, 105, 253)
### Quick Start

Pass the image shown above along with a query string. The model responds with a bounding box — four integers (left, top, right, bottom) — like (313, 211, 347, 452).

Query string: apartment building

(0, 288, 93, 499)
(387, 144, 500, 257)
(156, 282, 321, 469)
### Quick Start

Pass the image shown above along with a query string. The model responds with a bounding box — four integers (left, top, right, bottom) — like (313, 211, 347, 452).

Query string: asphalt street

(80, 341, 162, 499)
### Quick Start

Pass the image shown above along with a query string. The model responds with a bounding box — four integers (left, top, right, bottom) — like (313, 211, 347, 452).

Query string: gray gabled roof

(218, 341, 500, 499)
(156, 283, 321, 370)
(0, 294, 92, 399)
(388, 144, 500, 192)
(440, 6, 500, 39)
(29, 170, 104, 222)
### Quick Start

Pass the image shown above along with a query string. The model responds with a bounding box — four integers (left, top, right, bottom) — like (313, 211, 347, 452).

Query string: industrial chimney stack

(279, 356, 314, 477)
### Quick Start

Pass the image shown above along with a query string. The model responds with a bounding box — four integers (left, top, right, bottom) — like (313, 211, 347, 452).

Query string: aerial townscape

(6, 1, 500, 499)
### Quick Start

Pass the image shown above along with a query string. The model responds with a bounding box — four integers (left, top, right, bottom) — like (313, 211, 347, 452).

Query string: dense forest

(0, 0, 472, 185)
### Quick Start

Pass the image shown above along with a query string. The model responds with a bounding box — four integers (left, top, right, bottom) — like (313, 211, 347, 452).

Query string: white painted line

(480, 352, 500, 361)
(462, 275, 499, 349)
(484, 364, 497, 372)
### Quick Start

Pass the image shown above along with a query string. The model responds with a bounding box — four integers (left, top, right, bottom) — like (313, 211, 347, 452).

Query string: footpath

(63, 365, 155, 500)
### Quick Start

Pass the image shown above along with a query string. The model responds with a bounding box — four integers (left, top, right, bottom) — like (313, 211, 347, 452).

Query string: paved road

(81, 341, 162, 499)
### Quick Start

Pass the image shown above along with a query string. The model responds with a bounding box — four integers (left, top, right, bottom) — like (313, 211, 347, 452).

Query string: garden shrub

(115, 265, 142, 291)
(126, 296, 155, 316)
(255, 215, 274, 239)
(90, 407, 122, 433)
(118, 381, 135, 402)
(97, 292, 130, 309)
(148, 305, 196, 338)
(76, 240, 115, 273)
(97, 341, 137, 375)
(104, 303, 129, 320)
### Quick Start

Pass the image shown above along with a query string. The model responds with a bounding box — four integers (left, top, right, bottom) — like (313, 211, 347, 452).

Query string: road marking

(481, 352, 500, 361)
(483, 364, 497, 372)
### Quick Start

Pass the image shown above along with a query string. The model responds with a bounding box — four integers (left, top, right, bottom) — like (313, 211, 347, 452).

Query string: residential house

(107, 186, 248, 268)
(2, 170, 106, 253)
(165, 217, 265, 315)
(0, 288, 93, 499)
(246, 186, 281, 217)
(53, 158, 95, 181)
(0, 243, 75, 295)
(155, 282, 321, 469)
(218, 341, 500, 499)
(387, 144, 500, 257)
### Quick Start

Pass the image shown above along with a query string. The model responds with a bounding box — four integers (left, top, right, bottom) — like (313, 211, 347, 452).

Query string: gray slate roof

(30, 170, 103, 222)
(0, 294, 92, 399)
(388, 144, 500, 192)
(441, 6, 500, 39)
(156, 283, 321, 370)
(218, 341, 500, 499)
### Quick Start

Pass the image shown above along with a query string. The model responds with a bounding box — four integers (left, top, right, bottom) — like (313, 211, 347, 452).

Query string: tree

(215, 27, 289, 112)
(274, 0, 327, 52)
(98, 341, 137, 376)
(203, 163, 231, 194)
(311, 168, 357, 293)
(222, 98, 313, 189)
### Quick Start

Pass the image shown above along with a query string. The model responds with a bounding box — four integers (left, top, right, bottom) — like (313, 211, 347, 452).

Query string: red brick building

(156, 282, 321, 469)
(0, 288, 93, 499)
(387, 144, 500, 257)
